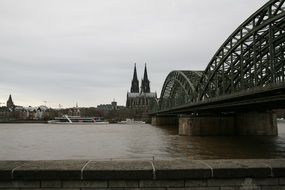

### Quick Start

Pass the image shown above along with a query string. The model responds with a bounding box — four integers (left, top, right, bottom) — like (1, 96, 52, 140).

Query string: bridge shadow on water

(156, 121, 285, 160)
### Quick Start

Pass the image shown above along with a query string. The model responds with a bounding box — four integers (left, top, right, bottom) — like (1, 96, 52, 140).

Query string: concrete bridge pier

(179, 115, 235, 136)
(151, 115, 178, 127)
(236, 112, 277, 136)
(179, 112, 278, 136)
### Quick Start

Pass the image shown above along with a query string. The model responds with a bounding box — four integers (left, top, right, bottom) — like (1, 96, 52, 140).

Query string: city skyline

(0, 0, 268, 108)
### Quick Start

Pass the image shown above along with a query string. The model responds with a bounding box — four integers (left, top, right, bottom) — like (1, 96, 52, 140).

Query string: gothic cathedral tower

(130, 63, 139, 93)
(126, 63, 157, 111)
(141, 63, 150, 93)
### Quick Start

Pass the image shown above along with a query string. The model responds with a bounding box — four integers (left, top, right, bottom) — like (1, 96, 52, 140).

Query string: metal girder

(197, 0, 285, 101)
(155, 0, 285, 114)
(159, 71, 202, 110)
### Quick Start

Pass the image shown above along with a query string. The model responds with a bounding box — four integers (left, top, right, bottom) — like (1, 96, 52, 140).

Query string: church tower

(126, 63, 157, 111)
(130, 63, 139, 93)
(6, 94, 14, 108)
(141, 63, 150, 93)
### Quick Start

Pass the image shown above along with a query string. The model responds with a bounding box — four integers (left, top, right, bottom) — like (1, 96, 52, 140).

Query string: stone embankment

(0, 159, 284, 189)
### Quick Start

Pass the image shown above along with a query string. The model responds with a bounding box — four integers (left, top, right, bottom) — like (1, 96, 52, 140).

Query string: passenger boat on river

(48, 115, 107, 124)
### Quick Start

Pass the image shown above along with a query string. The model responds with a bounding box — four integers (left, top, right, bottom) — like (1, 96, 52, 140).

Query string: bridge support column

(151, 116, 178, 127)
(179, 115, 235, 136)
(179, 112, 277, 136)
(236, 112, 277, 136)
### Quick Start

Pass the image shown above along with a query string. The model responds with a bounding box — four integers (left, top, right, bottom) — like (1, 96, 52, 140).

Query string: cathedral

(126, 64, 157, 112)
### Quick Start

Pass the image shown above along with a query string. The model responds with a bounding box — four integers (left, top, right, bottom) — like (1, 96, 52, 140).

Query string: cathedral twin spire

(131, 63, 139, 93)
(130, 63, 150, 93)
(141, 64, 150, 93)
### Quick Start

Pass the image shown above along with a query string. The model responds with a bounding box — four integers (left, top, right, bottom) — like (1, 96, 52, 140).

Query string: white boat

(48, 115, 108, 124)
(118, 118, 145, 124)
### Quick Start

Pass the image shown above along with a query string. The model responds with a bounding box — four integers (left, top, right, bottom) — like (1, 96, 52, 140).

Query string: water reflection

(155, 122, 285, 159)
(0, 122, 284, 160)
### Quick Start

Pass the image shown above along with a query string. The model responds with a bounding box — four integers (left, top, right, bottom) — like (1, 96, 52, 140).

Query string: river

(0, 121, 285, 160)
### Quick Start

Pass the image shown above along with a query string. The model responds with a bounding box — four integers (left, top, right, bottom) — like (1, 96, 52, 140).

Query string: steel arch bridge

(156, 0, 285, 114)
(159, 71, 202, 111)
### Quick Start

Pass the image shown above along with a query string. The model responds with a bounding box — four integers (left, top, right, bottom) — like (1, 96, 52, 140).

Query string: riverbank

(0, 120, 47, 123)
(0, 159, 284, 189)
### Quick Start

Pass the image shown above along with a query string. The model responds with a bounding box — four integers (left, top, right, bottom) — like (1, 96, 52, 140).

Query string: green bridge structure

(150, 0, 285, 136)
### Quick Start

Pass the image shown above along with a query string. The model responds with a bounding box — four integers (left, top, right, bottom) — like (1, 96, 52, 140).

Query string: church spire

(130, 63, 139, 93)
(6, 94, 14, 108)
(133, 63, 138, 81)
(143, 63, 149, 81)
(141, 63, 150, 93)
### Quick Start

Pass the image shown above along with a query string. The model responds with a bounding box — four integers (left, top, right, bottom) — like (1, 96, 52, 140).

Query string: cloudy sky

(0, 0, 268, 108)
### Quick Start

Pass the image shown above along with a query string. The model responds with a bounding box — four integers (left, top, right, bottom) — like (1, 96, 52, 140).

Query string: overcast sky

(0, 0, 268, 108)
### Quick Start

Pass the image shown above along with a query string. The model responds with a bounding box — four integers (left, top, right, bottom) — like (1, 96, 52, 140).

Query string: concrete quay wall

(0, 159, 285, 189)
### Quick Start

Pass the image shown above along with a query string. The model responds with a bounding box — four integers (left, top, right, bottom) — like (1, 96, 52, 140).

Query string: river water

(0, 121, 285, 160)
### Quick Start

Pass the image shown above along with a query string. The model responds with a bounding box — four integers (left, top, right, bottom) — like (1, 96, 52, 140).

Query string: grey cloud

(0, 0, 268, 107)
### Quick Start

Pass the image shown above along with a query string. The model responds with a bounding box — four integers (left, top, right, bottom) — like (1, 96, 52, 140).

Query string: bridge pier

(179, 115, 235, 136)
(151, 116, 178, 127)
(179, 112, 277, 136)
(236, 112, 277, 136)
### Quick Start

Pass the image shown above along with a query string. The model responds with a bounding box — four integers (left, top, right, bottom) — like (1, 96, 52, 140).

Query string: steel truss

(197, 0, 285, 101)
(158, 0, 285, 112)
(159, 71, 202, 110)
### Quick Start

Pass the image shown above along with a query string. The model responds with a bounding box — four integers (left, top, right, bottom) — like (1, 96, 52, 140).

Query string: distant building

(0, 95, 51, 121)
(14, 106, 28, 120)
(35, 106, 49, 119)
(111, 100, 117, 110)
(6, 94, 15, 108)
(126, 63, 157, 116)
(97, 100, 119, 112)
(67, 108, 80, 116)
(97, 104, 113, 112)
(0, 95, 15, 121)
(0, 107, 12, 121)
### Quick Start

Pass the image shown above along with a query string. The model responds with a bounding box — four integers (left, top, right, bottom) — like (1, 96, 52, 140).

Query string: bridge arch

(196, 0, 285, 101)
(159, 71, 202, 110)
